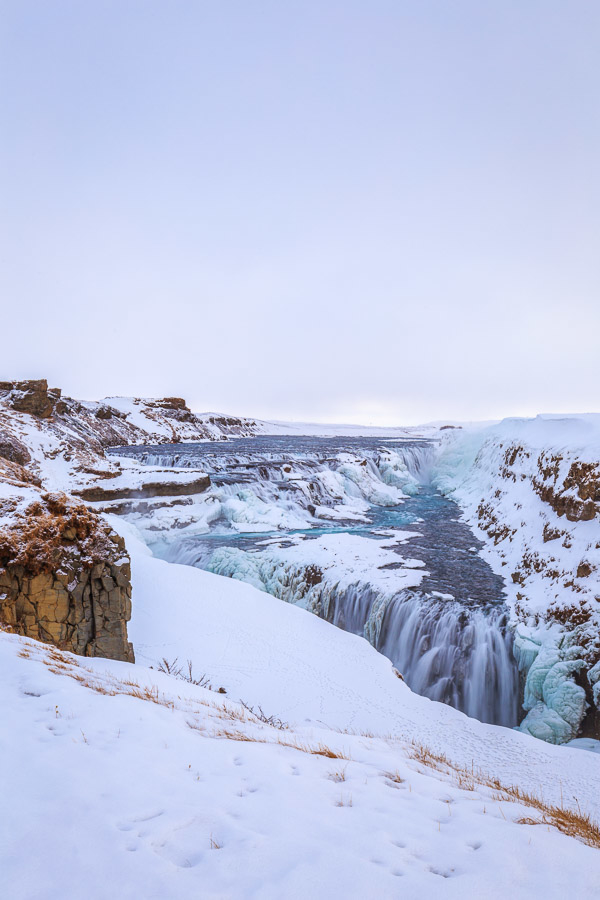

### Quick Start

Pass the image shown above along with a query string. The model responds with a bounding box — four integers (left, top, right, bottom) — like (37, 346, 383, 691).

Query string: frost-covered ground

(3, 522, 600, 899)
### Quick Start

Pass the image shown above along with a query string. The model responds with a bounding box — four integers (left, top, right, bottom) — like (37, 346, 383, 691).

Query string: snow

(103, 397, 444, 441)
(0, 481, 41, 527)
(205, 531, 426, 600)
(226, 417, 437, 439)
(83, 460, 208, 492)
(3, 521, 600, 899)
(119, 517, 599, 798)
(567, 738, 600, 755)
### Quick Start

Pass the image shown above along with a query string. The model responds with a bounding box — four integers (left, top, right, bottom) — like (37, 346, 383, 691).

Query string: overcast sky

(1, 2, 598, 425)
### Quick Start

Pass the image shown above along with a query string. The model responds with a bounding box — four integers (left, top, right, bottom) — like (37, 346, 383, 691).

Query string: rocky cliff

(0, 488, 133, 661)
(0, 380, 269, 453)
(435, 417, 600, 744)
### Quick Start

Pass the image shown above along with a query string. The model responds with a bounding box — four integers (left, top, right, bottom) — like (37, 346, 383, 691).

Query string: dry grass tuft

(216, 703, 251, 724)
(382, 770, 405, 784)
(277, 737, 350, 759)
(407, 741, 600, 849)
(501, 791, 600, 848)
(328, 766, 347, 783)
(212, 727, 267, 743)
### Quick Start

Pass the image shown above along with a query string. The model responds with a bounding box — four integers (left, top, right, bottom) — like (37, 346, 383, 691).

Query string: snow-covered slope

(3, 523, 600, 899)
(249, 417, 439, 438)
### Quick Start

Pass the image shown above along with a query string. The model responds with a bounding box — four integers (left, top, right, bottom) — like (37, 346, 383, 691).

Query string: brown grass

(217, 703, 252, 724)
(212, 727, 267, 743)
(277, 737, 350, 759)
(208, 728, 350, 759)
(382, 769, 405, 784)
(407, 741, 600, 849)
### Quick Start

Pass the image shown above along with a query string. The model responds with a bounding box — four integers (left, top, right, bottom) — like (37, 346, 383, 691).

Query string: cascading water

(312, 580, 517, 726)
(109, 436, 521, 728)
(371, 590, 516, 725)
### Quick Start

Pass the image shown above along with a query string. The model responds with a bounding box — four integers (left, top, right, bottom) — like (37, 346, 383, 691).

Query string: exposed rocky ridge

(0, 379, 66, 419)
(533, 454, 600, 523)
(0, 380, 267, 451)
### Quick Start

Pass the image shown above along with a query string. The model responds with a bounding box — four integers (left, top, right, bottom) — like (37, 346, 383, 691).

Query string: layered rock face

(0, 379, 66, 419)
(0, 492, 134, 662)
(533, 455, 600, 523)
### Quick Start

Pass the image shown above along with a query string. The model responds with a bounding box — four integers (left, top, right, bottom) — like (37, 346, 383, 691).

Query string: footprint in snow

(116, 809, 165, 831)
(429, 866, 455, 878)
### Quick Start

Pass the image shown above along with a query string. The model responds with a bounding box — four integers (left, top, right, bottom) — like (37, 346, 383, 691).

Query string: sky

(1, 1, 599, 426)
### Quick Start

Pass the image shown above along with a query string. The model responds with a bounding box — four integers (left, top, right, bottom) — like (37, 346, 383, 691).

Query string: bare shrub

(155, 657, 212, 688)
(240, 700, 288, 730)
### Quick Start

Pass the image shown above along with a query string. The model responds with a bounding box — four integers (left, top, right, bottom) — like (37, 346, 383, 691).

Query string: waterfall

(309, 581, 517, 726)
(193, 542, 519, 728)
(109, 440, 440, 524)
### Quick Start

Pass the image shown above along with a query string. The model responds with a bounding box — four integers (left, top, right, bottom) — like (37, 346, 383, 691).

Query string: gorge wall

(435, 418, 600, 743)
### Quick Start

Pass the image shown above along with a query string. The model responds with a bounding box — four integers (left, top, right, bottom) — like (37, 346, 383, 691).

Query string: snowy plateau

(1, 381, 600, 899)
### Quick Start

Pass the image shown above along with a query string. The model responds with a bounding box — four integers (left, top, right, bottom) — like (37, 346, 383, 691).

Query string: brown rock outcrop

(532, 455, 599, 522)
(0, 430, 31, 466)
(0, 493, 134, 661)
(2, 379, 66, 419)
(153, 397, 188, 411)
